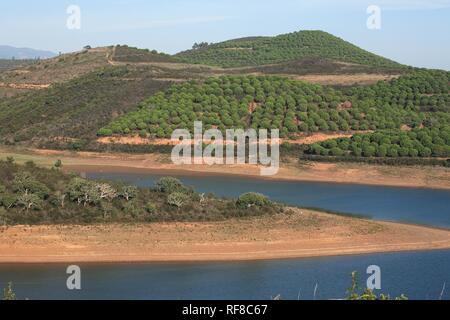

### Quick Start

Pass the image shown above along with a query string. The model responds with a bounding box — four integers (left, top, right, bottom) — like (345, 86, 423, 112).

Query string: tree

(237, 192, 271, 209)
(377, 145, 388, 157)
(97, 128, 113, 136)
(120, 185, 138, 201)
(16, 193, 42, 212)
(156, 177, 189, 194)
(192, 42, 209, 50)
(54, 159, 63, 170)
(95, 183, 117, 202)
(0, 192, 16, 209)
(362, 145, 376, 157)
(167, 192, 189, 208)
(12, 172, 50, 199)
(67, 178, 99, 207)
(330, 147, 344, 156)
(53, 191, 66, 208)
(2, 282, 16, 300)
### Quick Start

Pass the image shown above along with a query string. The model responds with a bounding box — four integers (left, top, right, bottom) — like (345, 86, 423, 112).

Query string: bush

(237, 192, 271, 209)
(0, 161, 285, 224)
(145, 201, 156, 214)
(155, 177, 190, 194)
(167, 192, 190, 208)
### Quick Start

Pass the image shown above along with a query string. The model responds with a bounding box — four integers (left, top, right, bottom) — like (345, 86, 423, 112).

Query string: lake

(88, 172, 450, 228)
(1, 172, 449, 300)
(0, 250, 448, 300)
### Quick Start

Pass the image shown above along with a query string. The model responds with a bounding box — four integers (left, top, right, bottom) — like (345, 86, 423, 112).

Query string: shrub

(120, 185, 138, 201)
(122, 201, 142, 217)
(237, 192, 271, 209)
(155, 177, 190, 194)
(145, 201, 157, 214)
(167, 192, 190, 208)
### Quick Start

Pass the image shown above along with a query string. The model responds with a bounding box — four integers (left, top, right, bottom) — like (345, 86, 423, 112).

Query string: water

(87, 172, 450, 228)
(0, 250, 448, 300)
(1, 172, 449, 300)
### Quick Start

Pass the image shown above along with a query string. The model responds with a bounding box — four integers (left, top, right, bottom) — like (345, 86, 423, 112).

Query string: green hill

(176, 30, 403, 69)
(98, 70, 449, 140)
(111, 45, 178, 63)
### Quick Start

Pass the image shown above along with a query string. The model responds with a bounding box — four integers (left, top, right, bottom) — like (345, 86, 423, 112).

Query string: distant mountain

(0, 45, 57, 59)
(176, 30, 403, 69)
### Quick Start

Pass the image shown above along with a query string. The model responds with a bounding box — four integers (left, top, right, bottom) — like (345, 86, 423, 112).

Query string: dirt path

(290, 73, 399, 86)
(96, 132, 365, 146)
(0, 82, 50, 90)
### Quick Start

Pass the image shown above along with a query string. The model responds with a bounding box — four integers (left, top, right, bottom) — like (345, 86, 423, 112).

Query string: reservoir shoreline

(1, 147, 449, 190)
(1, 210, 449, 264)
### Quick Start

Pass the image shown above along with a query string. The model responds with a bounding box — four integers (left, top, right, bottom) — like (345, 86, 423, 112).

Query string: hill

(0, 45, 182, 89)
(1, 34, 445, 160)
(111, 45, 178, 63)
(0, 66, 186, 145)
(0, 45, 192, 99)
(175, 30, 404, 69)
(98, 71, 449, 143)
(0, 59, 36, 71)
(0, 45, 56, 59)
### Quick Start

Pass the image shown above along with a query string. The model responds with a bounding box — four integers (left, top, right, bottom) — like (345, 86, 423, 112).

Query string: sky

(1, 0, 449, 69)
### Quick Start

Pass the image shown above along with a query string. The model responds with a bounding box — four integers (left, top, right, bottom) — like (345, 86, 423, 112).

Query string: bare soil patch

(1, 209, 449, 263)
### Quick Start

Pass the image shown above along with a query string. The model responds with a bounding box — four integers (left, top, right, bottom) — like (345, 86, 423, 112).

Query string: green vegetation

(99, 70, 450, 141)
(237, 193, 272, 209)
(233, 58, 405, 76)
(0, 66, 172, 144)
(346, 272, 408, 300)
(2, 282, 16, 301)
(0, 159, 282, 225)
(1, 33, 449, 168)
(307, 125, 450, 158)
(112, 45, 177, 63)
(176, 30, 403, 68)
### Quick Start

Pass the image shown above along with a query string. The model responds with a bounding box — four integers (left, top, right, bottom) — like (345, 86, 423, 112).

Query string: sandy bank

(1, 147, 448, 190)
(0, 210, 449, 264)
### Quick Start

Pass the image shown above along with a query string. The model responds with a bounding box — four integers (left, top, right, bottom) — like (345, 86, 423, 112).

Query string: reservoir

(1, 172, 449, 300)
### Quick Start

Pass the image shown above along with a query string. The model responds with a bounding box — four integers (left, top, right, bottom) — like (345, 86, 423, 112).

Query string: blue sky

(1, 0, 449, 69)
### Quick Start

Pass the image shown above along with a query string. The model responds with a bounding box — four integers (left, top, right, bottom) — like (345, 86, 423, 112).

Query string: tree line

(306, 125, 450, 158)
(0, 159, 282, 225)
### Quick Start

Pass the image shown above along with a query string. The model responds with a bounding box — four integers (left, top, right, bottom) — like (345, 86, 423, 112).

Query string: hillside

(99, 71, 448, 138)
(0, 59, 36, 71)
(0, 45, 56, 59)
(0, 45, 181, 91)
(0, 66, 188, 145)
(111, 45, 178, 63)
(1, 32, 446, 160)
(0, 45, 198, 100)
(176, 30, 404, 69)
(95, 70, 450, 164)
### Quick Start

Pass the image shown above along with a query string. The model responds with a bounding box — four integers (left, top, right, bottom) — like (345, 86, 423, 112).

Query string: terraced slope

(99, 71, 449, 140)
